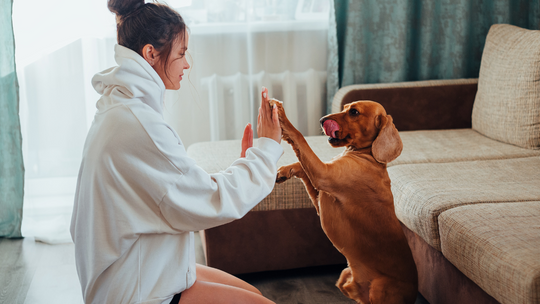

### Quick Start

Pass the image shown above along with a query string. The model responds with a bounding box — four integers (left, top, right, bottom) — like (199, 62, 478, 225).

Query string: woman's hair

(108, 0, 187, 81)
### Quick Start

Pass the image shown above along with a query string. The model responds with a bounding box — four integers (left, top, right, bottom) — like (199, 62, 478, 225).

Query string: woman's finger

(257, 111, 261, 135)
(260, 86, 267, 106)
(248, 124, 253, 148)
(240, 123, 253, 158)
(260, 87, 268, 120)
(272, 104, 280, 126)
(240, 124, 248, 158)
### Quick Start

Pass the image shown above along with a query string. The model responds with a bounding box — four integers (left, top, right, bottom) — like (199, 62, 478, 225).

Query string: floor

(240, 266, 430, 304)
(0, 234, 430, 304)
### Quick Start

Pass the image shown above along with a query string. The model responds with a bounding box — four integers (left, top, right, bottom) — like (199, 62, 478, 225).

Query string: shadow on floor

(237, 264, 430, 304)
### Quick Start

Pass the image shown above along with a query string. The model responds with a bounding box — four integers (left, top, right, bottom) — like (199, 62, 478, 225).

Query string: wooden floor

(0, 234, 429, 304)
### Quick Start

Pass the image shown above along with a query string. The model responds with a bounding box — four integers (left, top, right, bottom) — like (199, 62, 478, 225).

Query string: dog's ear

(372, 115, 403, 164)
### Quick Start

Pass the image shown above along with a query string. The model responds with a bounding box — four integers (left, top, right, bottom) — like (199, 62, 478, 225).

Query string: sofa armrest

(332, 78, 478, 131)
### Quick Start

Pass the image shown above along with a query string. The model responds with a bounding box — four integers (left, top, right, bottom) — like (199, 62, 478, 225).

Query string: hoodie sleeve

(135, 109, 283, 232)
(159, 137, 283, 232)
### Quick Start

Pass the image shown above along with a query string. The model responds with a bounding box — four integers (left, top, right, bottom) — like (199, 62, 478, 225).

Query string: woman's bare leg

(178, 264, 275, 304)
(195, 264, 261, 295)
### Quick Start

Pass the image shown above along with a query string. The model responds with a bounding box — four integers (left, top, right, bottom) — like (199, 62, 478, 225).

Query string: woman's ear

(372, 115, 403, 164)
(142, 44, 158, 66)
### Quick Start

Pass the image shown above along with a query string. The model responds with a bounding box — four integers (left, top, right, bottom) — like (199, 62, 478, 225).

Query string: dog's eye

(349, 108, 360, 116)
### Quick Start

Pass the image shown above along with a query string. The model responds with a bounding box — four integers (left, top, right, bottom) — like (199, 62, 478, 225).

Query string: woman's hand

(257, 87, 281, 144)
(240, 123, 253, 158)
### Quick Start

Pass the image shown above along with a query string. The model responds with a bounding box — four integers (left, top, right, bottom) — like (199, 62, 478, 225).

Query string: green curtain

(0, 0, 24, 238)
(327, 0, 540, 113)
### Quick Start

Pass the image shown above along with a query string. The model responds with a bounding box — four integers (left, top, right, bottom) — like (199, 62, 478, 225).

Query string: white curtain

(14, 0, 330, 244)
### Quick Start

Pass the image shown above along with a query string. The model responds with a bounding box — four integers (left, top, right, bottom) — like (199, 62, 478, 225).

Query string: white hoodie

(70, 44, 283, 304)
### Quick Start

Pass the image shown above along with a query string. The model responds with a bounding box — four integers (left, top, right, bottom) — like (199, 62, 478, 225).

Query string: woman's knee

(180, 280, 274, 304)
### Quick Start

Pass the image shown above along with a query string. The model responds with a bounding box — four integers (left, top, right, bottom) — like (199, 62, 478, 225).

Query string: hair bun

(108, 0, 145, 20)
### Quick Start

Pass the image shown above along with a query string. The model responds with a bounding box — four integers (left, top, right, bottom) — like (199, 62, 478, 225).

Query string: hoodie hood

(92, 44, 166, 116)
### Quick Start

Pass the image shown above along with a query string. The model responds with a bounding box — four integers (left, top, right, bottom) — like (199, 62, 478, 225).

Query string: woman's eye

(350, 109, 359, 115)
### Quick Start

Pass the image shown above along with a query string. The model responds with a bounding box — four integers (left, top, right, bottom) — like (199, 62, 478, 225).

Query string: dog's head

(320, 100, 403, 164)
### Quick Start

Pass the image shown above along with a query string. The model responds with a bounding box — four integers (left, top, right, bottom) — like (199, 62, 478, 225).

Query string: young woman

(70, 1, 281, 303)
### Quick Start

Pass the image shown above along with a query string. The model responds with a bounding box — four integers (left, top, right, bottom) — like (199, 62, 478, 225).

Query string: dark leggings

(169, 293, 182, 303)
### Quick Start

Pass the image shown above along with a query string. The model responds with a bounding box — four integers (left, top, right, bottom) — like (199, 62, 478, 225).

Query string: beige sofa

(187, 24, 540, 304)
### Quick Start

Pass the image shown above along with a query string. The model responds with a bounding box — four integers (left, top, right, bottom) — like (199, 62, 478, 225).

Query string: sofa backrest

(472, 24, 540, 150)
(336, 79, 478, 132)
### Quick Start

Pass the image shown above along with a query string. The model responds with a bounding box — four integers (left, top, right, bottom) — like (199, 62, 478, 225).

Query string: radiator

(201, 69, 327, 141)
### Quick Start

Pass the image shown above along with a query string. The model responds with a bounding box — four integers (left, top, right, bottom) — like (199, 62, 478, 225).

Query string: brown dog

(271, 99, 418, 304)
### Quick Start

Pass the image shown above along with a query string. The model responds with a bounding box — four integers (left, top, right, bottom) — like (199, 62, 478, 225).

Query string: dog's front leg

(276, 162, 320, 214)
(269, 100, 332, 192)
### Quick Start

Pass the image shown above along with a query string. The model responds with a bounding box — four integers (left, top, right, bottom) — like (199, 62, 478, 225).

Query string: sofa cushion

(188, 129, 540, 173)
(439, 202, 540, 304)
(393, 129, 540, 166)
(471, 24, 540, 149)
(388, 156, 540, 251)
(188, 131, 540, 211)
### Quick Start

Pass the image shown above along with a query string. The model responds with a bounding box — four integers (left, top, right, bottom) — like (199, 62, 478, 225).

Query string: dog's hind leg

(336, 267, 370, 304)
(276, 162, 320, 213)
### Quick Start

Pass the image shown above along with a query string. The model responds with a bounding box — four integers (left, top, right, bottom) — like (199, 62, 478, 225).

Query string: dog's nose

(319, 117, 327, 126)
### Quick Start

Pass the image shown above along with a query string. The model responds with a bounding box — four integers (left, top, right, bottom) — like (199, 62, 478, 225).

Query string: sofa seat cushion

(188, 129, 540, 174)
(388, 156, 540, 251)
(439, 202, 540, 304)
(393, 129, 540, 166)
(471, 24, 540, 149)
(188, 130, 540, 211)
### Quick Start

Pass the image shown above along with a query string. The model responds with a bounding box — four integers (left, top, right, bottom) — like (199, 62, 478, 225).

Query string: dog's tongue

(323, 120, 339, 138)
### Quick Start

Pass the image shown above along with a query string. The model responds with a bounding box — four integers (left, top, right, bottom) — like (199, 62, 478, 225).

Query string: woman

(70, 1, 281, 303)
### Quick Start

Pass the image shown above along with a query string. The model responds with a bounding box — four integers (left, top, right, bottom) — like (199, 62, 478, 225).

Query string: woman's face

(155, 32, 190, 90)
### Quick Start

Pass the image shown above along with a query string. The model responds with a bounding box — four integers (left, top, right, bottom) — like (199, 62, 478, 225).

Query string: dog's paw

(268, 98, 282, 109)
(268, 99, 295, 136)
(268, 99, 286, 124)
(336, 267, 369, 304)
(276, 166, 292, 184)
